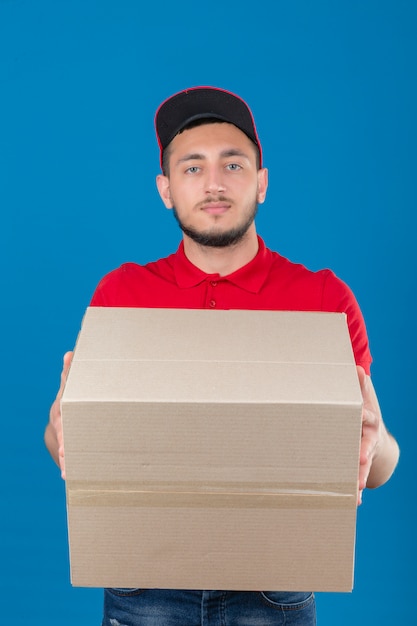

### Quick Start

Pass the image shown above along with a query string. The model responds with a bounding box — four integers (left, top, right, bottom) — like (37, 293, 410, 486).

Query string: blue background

(1, 0, 415, 623)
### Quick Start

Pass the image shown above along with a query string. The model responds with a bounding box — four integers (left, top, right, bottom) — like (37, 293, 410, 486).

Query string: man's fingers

(55, 351, 74, 408)
(360, 430, 376, 464)
(59, 447, 66, 479)
(60, 351, 73, 388)
(63, 350, 73, 368)
(359, 432, 376, 491)
(48, 350, 73, 478)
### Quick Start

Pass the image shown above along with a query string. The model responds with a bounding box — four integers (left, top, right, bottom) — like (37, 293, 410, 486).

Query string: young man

(45, 86, 400, 626)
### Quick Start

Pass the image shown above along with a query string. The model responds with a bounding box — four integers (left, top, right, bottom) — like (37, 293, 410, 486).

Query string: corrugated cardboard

(61, 307, 363, 592)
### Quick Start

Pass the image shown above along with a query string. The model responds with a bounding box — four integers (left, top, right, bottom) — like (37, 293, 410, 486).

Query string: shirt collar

(173, 236, 273, 293)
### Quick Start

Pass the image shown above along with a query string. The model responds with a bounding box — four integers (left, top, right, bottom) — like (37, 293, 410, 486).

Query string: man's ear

(156, 174, 173, 209)
(257, 167, 268, 204)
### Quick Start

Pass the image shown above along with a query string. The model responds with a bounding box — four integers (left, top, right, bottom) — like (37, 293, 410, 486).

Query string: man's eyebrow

(176, 152, 205, 164)
(176, 148, 251, 165)
(220, 148, 251, 160)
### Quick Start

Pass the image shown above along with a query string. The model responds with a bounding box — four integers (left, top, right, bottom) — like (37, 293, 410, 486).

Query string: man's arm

(44, 351, 73, 479)
(357, 365, 400, 504)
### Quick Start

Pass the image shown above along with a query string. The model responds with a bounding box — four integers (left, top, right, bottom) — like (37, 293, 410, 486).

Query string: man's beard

(172, 200, 258, 248)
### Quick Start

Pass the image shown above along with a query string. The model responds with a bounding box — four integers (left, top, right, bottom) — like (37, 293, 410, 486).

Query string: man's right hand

(44, 351, 73, 479)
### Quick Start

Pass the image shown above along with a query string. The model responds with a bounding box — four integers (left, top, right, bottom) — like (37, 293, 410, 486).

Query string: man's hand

(44, 351, 73, 479)
(357, 365, 399, 505)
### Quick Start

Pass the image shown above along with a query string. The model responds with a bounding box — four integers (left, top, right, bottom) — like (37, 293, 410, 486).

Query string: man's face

(156, 122, 268, 248)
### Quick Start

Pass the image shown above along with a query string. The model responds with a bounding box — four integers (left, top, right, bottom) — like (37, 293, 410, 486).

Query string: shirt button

(209, 299, 216, 308)
(210, 281, 217, 287)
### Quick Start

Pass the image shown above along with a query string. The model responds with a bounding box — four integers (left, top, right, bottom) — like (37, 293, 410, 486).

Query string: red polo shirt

(90, 236, 372, 374)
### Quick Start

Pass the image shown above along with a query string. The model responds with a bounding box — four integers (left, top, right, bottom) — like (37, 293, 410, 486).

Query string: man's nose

(205, 168, 226, 194)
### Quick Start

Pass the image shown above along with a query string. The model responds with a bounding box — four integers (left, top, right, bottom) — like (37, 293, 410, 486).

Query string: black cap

(155, 86, 262, 168)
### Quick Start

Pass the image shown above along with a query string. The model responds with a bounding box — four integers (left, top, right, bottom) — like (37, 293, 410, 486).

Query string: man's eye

(226, 163, 241, 171)
(186, 166, 200, 174)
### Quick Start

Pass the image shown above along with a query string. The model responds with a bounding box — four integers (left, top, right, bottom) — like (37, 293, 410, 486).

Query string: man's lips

(201, 202, 231, 215)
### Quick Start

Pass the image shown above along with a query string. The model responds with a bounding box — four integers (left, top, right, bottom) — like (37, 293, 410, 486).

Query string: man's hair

(161, 118, 261, 176)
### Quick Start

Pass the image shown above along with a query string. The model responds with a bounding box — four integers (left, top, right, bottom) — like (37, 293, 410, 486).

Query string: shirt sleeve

(321, 270, 372, 375)
(89, 267, 123, 307)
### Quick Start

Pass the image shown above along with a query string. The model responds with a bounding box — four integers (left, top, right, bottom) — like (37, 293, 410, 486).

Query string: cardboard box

(61, 307, 363, 592)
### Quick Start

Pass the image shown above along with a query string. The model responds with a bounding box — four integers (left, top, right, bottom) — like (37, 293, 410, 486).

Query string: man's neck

(182, 227, 259, 276)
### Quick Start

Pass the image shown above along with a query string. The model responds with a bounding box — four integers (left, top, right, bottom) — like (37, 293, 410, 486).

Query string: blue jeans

(102, 589, 316, 625)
